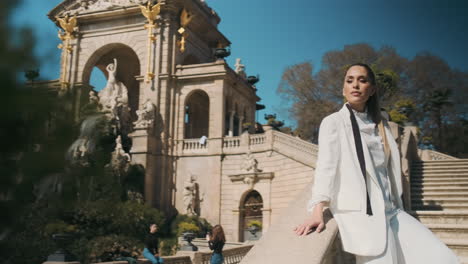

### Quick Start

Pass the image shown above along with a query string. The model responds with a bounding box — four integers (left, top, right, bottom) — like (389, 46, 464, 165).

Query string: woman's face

(150, 224, 158, 233)
(342, 65, 375, 111)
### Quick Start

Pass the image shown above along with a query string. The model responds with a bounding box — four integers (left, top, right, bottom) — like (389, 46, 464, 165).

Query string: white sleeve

(307, 116, 341, 212)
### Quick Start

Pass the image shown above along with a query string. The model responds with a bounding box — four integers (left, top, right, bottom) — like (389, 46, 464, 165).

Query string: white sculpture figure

(114, 135, 130, 161)
(241, 150, 262, 173)
(134, 99, 155, 129)
(234, 58, 246, 78)
(98, 58, 129, 114)
(110, 135, 131, 178)
(89, 90, 99, 105)
(183, 174, 197, 215)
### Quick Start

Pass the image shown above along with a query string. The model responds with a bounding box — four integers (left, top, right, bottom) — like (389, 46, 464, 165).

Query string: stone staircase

(410, 159, 468, 263)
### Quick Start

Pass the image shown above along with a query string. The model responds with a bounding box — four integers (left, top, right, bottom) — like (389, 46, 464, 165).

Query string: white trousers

(355, 210, 460, 264)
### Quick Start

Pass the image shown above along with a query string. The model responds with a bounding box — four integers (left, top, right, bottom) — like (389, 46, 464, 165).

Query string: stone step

(412, 165, 468, 169)
(412, 192, 468, 199)
(411, 177, 468, 183)
(410, 210, 468, 225)
(412, 203, 468, 211)
(413, 160, 468, 165)
(443, 238, 468, 259)
(427, 224, 468, 240)
(411, 181, 468, 187)
(411, 186, 468, 192)
(411, 172, 468, 177)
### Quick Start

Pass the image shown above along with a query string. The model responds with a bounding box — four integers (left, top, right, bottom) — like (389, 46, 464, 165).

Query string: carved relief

(62, 0, 146, 16)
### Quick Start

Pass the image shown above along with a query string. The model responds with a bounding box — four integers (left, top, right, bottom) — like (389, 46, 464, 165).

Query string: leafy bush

(177, 222, 200, 236)
(170, 214, 212, 237)
(87, 235, 142, 263)
(159, 237, 179, 256)
(246, 220, 262, 229)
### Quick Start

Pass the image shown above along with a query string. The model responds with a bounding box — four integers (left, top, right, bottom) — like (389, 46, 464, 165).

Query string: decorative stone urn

(247, 75, 259, 85)
(180, 232, 198, 251)
(214, 48, 231, 60)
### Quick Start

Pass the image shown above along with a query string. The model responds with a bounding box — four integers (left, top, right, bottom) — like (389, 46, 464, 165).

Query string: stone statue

(241, 150, 262, 173)
(98, 58, 129, 113)
(183, 174, 197, 216)
(110, 135, 131, 179)
(89, 90, 99, 105)
(134, 99, 155, 129)
(234, 58, 246, 78)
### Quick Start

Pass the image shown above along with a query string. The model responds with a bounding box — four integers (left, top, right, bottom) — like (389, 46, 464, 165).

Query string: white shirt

(353, 109, 396, 213)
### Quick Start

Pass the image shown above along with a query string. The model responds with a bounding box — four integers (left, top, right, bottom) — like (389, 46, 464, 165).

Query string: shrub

(87, 235, 142, 263)
(246, 220, 262, 229)
(170, 214, 212, 237)
(177, 222, 200, 236)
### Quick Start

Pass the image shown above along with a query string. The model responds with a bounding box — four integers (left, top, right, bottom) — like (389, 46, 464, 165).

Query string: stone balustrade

(178, 130, 318, 166)
(419, 149, 459, 161)
(182, 138, 208, 151)
(195, 245, 253, 264)
(89, 245, 252, 264)
(223, 137, 241, 148)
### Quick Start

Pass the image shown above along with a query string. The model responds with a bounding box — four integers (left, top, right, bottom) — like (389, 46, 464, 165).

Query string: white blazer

(310, 104, 404, 256)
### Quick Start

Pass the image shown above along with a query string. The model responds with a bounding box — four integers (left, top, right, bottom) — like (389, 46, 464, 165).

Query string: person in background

(143, 224, 164, 264)
(206, 225, 226, 264)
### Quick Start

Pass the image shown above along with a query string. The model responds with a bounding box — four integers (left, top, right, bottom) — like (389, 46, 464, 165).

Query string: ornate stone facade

(46, 0, 318, 242)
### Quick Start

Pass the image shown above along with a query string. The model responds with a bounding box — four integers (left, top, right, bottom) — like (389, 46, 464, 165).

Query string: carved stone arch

(239, 189, 264, 242)
(184, 89, 210, 139)
(81, 43, 141, 116)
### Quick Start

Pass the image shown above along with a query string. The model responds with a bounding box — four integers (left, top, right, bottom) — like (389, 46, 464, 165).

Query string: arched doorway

(184, 90, 210, 139)
(239, 190, 263, 242)
(82, 43, 141, 118)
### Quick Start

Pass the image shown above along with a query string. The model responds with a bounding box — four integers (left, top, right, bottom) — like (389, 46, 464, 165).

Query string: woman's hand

(205, 234, 211, 241)
(294, 202, 325, 236)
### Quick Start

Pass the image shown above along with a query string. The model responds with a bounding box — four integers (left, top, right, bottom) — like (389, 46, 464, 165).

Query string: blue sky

(11, 0, 468, 127)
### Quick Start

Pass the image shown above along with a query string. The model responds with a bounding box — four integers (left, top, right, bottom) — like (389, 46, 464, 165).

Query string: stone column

(238, 115, 244, 135)
(129, 127, 157, 207)
(228, 111, 235, 137)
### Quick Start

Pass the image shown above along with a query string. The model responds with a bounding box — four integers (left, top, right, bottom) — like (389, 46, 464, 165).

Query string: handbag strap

(345, 104, 373, 216)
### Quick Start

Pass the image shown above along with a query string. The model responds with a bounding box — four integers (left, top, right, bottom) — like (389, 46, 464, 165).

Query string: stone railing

(90, 245, 252, 264)
(92, 255, 192, 264)
(223, 137, 241, 148)
(182, 138, 208, 151)
(196, 245, 253, 264)
(239, 182, 343, 264)
(249, 134, 266, 146)
(178, 130, 318, 167)
(271, 131, 318, 167)
(418, 149, 459, 161)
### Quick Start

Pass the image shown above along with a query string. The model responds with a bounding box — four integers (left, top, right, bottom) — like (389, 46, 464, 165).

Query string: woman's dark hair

(344, 63, 382, 125)
(211, 224, 226, 243)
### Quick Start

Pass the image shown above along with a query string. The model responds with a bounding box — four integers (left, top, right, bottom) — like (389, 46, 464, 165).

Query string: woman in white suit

(294, 63, 459, 263)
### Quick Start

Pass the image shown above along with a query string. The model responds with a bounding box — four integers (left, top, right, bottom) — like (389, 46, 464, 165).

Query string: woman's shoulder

(320, 111, 342, 127)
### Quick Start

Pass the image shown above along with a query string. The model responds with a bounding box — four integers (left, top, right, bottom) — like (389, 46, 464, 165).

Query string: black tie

(346, 104, 373, 216)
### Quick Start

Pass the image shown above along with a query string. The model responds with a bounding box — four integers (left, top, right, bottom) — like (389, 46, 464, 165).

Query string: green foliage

(72, 200, 165, 239)
(170, 214, 212, 237)
(44, 220, 78, 235)
(87, 235, 142, 263)
(246, 220, 262, 229)
(159, 238, 179, 256)
(389, 99, 416, 125)
(389, 109, 408, 125)
(177, 222, 200, 236)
